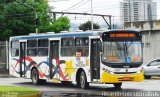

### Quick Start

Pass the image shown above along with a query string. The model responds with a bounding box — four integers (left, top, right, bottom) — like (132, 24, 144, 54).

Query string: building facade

(124, 20, 160, 30)
(120, 0, 157, 23)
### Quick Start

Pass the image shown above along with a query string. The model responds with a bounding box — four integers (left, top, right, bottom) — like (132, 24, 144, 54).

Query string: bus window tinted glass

(27, 40, 37, 47)
(27, 40, 37, 56)
(61, 38, 74, 56)
(75, 37, 89, 57)
(11, 41, 19, 56)
(38, 39, 48, 56)
(38, 39, 48, 47)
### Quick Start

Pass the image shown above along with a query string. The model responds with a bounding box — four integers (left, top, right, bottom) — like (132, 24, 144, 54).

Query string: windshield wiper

(123, 42, 128, 63)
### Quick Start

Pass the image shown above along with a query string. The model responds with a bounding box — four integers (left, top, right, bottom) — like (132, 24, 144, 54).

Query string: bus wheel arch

(113, 83, 122, 89)
(76, 68, 89, 89)
(31, 67, 46, 85)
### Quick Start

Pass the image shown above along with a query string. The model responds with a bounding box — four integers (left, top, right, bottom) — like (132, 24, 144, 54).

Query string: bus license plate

(123, 77, 131, 80)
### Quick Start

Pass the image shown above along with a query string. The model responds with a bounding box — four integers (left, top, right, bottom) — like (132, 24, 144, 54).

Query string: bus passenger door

(49, 40, 60, 79)
(20, 42, 26, 77)
(90, 39, 101, 81)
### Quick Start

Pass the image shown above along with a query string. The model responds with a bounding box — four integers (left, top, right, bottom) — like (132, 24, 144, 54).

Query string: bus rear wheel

(113, 83, 122, 89)
(78, 71, 89, 89)
(31, 69, 46, 85)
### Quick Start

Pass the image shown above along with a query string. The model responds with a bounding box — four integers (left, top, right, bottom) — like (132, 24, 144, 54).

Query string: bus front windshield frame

(102, 41, 142, 63)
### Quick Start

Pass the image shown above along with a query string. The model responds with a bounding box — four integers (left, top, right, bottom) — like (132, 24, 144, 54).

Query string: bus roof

(10, 31, 102, 41)
(10, 29, 140, 41)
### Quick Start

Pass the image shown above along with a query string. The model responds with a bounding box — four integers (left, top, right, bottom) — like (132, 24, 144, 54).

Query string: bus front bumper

(101, 71, 144, 83)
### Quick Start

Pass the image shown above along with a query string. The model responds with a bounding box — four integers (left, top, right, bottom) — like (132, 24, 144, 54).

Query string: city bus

(9, 30, 144, 89)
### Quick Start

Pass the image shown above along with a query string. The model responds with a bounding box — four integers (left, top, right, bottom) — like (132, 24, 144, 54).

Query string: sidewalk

(0, 68, 12, 78)
(0, 74, 14, 78)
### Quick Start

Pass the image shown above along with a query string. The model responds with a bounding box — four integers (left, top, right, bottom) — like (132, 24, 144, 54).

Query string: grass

(0, 86, 39, 96)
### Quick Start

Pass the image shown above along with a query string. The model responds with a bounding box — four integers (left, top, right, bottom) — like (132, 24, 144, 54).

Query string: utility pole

(144, 2, 145, 21)
(91, 0, 93, 30)
(112, 16, 114, 29)
(17, 0, 38, 34)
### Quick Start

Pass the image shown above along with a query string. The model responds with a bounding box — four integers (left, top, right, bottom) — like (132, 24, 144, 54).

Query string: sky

(49, 0, 160, 29)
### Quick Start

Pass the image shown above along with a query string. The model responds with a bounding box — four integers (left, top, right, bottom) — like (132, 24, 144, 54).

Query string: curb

(0, 74, 15, 78)
(1, 93, 41, 97)
(17, 93, 41, 97)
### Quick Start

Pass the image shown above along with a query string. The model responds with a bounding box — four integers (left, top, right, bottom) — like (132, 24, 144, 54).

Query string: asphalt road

(0, 77, 160, 97)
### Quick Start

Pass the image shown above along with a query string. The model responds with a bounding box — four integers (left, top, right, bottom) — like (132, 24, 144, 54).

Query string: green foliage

(0, 0, 50, 41)
(79, 21, 100, 31)
(0, 0, 71, 40)
(0, 86, 39, 96)
(50, 16, 70, 33)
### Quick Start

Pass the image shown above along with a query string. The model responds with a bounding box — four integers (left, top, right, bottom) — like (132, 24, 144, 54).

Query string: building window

(146, 43, 150, 48)
(11, 41, 19, 57)
(61, 38, 75, 56)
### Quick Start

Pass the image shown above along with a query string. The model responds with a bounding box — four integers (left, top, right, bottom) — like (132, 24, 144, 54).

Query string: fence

(0, 41, 9, 69)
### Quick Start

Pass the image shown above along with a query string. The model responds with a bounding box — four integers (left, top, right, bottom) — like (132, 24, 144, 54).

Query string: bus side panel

(58, 57, 75, 82)
(9, 57, 21, 77)
(74, 57, 91, 83)
(25, 57, 50, 79)
(58, 56, 91, 83)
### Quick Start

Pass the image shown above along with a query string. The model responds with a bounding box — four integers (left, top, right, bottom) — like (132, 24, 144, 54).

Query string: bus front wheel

(113, 83, 122, 89)
(78, 71, 89, 89)
(144, 75, 151, 79)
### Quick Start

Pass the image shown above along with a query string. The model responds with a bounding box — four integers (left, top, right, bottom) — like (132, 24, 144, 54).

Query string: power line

(63, 0, 88, 11)
(67, 0, 90, 11)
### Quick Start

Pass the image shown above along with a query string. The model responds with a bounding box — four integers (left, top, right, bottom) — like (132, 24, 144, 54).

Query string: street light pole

(91, 0, 93, 30)
(17, 0, 38, 34)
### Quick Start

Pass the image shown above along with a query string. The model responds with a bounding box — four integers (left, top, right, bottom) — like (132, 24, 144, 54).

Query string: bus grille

(114, 72, 136, 74)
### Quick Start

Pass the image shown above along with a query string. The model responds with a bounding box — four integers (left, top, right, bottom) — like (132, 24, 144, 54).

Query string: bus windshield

(102, 41, 142, 63)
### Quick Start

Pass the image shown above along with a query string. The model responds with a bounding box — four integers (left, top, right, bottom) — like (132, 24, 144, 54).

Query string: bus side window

(38, 39, 48, 56)
(27, 40, 37, 56)
(61, 38, 75, 56)
(75, 37, 89, 57)
(11, 41, 19, 57)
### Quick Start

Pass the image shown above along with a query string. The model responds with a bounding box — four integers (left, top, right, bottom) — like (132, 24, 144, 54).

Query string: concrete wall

(142, 30, 160, 64)
(125, 20, 160, 30)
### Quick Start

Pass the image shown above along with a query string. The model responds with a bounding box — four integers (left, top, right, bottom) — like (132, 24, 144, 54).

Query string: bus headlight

(103, 68, 114, 74)
(137, 67, 144, 74)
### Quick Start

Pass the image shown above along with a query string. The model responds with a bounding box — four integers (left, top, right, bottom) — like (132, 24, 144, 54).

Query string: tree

(0, 0, 50, 41)
(49, 16, 70, 33)
(79, 21, 100, 31)
(0, 0, 71, 40)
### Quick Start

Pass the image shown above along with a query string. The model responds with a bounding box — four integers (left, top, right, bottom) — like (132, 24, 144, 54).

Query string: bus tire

(144, 75, 151, 79)
(78, 71, 89, 89)
(61, 81, 72, 86)
(113, 83, 122, 89)
(31, 69, 46, 85)
(39, 79, 46, 85)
